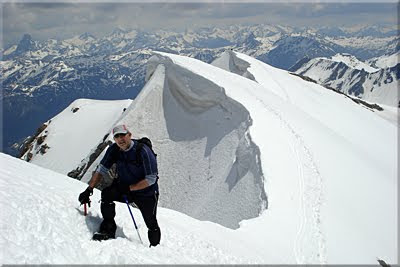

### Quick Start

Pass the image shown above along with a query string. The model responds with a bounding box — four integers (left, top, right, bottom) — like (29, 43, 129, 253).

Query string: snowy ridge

(211, 51, 396, 262)
(292, 52, 399, 107)
(330, 53, 379, 72)
(21, 99, 131, 174)
(206, 51, 397, 263)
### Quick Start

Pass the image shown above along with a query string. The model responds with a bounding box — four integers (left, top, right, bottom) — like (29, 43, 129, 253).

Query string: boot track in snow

(254, 96, 327, 264)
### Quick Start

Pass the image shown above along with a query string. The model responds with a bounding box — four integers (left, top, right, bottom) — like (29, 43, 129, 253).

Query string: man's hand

(78, 186, 93, 206)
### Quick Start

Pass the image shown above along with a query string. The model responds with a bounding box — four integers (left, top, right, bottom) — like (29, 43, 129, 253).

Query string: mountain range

(1, 23, 398, 156)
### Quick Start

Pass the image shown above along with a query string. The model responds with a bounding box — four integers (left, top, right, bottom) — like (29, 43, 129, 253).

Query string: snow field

(0, 153, 256, 264)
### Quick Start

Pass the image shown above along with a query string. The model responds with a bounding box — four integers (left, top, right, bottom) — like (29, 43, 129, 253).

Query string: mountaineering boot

(92, 219, 116, 241)
(92, 232, 113, 241)
(148, 228, 161, 247)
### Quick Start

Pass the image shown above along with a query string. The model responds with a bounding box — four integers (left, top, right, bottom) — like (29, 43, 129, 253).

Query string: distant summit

(78, 32, 96, 41)
(243, 32, 260, 49)
(15, 33, 37, 54)
(110, 27, 128, 36)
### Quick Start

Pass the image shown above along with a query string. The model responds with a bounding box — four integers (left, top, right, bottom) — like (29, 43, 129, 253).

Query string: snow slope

(215, 51, 398, 260)
(14, 51, 398, 264)
(0, 153, 257, 264)
(21, 99, 131, 175)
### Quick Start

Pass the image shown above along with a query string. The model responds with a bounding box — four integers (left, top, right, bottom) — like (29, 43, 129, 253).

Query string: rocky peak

(15, 34, 37, 54)
(243, 32, 260, 49)
(78, 32, 96, 41)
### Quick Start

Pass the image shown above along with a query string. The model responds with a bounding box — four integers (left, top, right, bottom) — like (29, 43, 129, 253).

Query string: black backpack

(134, 137, 157, 165)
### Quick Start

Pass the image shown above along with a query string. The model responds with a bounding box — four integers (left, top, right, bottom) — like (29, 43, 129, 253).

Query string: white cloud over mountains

(2, 2, 397, 47)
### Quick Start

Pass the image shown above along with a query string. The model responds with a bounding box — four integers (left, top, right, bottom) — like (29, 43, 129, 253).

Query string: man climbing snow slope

(79, 124, 161, 246)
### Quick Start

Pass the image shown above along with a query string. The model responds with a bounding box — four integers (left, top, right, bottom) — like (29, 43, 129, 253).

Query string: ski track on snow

(254, 96, 327, 264)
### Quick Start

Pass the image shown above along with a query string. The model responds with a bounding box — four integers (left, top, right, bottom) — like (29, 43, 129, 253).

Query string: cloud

(2, 2, 398, 48)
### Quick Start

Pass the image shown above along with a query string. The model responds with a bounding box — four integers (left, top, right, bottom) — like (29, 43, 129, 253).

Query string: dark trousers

(100, 181, 160, 245)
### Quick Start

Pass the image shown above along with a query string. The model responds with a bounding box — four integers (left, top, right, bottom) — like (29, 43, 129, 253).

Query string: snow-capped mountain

(17, 51, 397, 264)
(330, 53, 379, 72)
(291, 53, 399, 107)
(2, 24, 398, 156)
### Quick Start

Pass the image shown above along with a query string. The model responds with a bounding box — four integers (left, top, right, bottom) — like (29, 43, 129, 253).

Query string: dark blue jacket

(99, 140, 158, 187)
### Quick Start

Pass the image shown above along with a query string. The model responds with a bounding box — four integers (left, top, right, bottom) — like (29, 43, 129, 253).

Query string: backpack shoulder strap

(133, 138, 157, 165)
(135, 140, 144, 164)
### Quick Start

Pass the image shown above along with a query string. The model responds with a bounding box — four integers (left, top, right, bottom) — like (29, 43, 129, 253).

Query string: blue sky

(2, 2, 398, 48)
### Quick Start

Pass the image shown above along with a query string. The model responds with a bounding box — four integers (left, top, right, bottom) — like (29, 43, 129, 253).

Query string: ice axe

(83, 199, 90, 216)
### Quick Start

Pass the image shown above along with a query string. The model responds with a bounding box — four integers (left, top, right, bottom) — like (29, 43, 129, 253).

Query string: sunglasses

(114, 133, 127, 138)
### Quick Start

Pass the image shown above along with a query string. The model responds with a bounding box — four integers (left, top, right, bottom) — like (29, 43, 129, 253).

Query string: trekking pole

(123, 195, 143, 244)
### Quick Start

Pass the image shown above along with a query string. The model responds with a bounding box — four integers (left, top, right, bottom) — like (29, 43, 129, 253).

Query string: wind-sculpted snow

(211, 50, 256, 81)
(112, 54, 267, 229)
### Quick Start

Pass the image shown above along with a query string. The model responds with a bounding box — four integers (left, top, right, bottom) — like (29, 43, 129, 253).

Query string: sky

(1, 1, 399, 48)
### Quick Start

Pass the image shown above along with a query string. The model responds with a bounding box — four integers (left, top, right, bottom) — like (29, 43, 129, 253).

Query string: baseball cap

(112, 124, 129, 137)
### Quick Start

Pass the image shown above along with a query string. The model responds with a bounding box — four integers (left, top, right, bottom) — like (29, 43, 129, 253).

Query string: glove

(78, 186, 93, 206)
